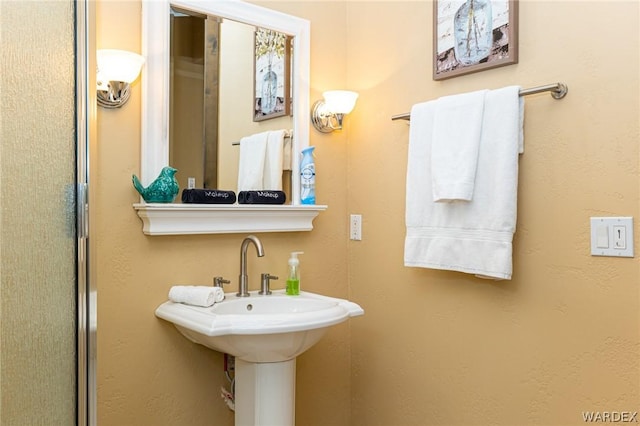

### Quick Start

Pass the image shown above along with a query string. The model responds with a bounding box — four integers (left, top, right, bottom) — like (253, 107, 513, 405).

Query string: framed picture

(253, 27, 291, 122)
(433, 0, 518, 80)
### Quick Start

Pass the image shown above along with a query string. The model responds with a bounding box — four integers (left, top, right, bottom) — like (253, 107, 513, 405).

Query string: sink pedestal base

(235, 359, 296, 426)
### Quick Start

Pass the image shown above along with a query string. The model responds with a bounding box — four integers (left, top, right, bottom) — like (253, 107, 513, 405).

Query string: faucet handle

(213, 276, 231, 288)
(259, 273, 278, 295)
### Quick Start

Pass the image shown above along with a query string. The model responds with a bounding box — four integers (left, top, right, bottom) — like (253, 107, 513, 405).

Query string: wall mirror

(169, 6, 295, 193)
(141, 0, 310, 205)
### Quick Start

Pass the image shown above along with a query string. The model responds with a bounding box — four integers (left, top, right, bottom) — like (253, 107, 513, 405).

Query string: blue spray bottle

(300, 146, 316, 204)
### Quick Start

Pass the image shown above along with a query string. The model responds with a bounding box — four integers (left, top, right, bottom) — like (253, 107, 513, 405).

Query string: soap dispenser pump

(286, 251, 304, 295)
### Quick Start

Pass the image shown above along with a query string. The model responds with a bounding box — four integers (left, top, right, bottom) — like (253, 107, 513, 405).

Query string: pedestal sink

(155, 290, 364, 426)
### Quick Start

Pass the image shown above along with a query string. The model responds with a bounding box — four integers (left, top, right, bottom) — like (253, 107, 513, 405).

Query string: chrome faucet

(238, 235, 264, 297)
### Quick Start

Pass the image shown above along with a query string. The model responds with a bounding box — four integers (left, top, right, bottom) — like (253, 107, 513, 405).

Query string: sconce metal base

(311, 100, 343, 133)
(97, 81, 131, 109)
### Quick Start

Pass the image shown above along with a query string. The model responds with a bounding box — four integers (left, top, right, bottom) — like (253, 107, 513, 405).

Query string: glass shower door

(1, 1, 79, 424)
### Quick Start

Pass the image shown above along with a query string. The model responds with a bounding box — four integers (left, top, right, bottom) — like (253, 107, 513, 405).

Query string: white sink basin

(155, 290, 364, 362)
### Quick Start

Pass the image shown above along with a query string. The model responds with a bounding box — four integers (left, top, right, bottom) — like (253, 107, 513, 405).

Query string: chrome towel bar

(232, 130, 293, 145)
(391, 82, 568, 121)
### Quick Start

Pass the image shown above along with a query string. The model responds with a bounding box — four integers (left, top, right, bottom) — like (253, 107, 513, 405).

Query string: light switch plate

(350, 214, 362, 241)
(590, 217, 634, 257)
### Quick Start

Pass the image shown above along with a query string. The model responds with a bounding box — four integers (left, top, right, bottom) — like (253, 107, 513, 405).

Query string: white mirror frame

(141, 0, 310, 203)
(135, 0, 327, 235)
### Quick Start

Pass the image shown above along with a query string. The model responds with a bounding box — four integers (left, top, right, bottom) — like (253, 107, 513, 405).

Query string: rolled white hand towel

(168, 286, 225, 307)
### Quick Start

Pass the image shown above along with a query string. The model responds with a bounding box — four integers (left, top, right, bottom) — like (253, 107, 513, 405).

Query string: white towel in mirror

(237, 131, 269, 191)
(263, 130, 285, 190)
(237, 130, 287, 191)
(283, 134, 292, 171)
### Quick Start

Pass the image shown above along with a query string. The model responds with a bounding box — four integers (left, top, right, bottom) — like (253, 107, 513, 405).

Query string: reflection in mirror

(142, 0, 310, 205)
(169, 6, 294, 199)
(169, 8, 216, 189)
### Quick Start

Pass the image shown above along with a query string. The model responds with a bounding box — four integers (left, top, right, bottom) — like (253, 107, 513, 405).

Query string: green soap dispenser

(286, 251, 304, 295)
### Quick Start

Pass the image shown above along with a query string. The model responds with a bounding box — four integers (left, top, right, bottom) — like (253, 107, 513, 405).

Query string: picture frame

(253, 27, 291, 122)
(433, 0, 518, 81)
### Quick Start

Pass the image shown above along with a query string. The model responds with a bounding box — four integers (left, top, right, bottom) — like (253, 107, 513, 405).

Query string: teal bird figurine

(132, 166, 179, 203)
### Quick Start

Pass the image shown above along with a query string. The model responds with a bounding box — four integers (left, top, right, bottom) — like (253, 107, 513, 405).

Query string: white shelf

(133, 203, 327, 235)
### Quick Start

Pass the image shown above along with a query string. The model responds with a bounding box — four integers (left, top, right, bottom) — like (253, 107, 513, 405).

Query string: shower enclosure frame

(76, 1, 96, 425)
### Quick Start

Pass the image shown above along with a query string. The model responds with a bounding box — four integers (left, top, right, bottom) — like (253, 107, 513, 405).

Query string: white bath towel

(237, 131, 269, 191)
(283, 132, 292, 171)
(404, 86, 523, 280)
(431, 89, 487, 202)
(168, 286, 225, 307)
(263, 130, 285, 190)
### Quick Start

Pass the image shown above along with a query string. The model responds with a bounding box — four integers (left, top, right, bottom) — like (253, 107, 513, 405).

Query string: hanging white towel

(237, 131, 269, 191)
(431, 89, 487, 202)
(404, 86, 523, 280)
(263, 130, 285, 190)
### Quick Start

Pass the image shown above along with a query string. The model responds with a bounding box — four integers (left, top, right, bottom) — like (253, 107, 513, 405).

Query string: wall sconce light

(96, 49, 145, 109)
(311, 90, 359, 133)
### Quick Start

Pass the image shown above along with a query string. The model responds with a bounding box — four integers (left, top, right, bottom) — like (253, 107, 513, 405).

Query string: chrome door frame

(76, 1, 96, 424)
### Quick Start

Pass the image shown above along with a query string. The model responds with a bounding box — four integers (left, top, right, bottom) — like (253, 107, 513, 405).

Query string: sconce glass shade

(311, 90, 359, 133)
(96, 49, 145, 109)
(322, 90, 359, 114)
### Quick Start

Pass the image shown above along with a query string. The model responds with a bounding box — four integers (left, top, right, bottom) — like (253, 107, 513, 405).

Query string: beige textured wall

(95, 1, 349, 425)
(347, 2, 640, 426)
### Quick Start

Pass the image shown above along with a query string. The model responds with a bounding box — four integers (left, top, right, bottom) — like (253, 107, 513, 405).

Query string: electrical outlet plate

(590, 217, 634, 257)
(224, 353, 235, 373)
